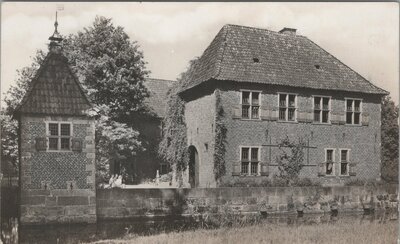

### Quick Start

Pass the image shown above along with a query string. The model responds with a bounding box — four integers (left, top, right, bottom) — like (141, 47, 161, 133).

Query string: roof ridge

(14, 54, 51, 114)
(145, 77, 175, 82)
(223, 23, 305, 37)
(304, 36, 389, 95)
(214, 25, 231, 79)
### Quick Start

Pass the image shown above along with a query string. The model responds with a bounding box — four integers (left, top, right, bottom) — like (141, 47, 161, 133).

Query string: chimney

(279, 27, 297, 35)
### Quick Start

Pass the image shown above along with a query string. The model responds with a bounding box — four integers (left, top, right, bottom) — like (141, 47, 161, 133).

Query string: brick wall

(218, 82, 382, 186)
(97, 185, 397, 219)
(183, 81, 383, 187)
(185, 89, 217, 187)
(19, 115, 96, 224)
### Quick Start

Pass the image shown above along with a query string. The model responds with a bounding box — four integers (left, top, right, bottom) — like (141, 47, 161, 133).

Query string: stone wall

(97, 185, 397, 219)
(19, 115, 96, 224)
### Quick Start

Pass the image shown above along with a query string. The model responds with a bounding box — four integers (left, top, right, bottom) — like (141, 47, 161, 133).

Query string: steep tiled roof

(180, 24, 388, 95)
(144, 78, 175, 118)
(15, 52, 92, 116)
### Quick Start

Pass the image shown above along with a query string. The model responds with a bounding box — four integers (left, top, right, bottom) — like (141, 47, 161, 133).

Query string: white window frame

(239, 146, 261, 176)
(345, 98, 362, 125)
(339, 148, 351, 176)
(278, 93, 297, 122)
(313, 95, 331, 124)
(46, 121, 73, 151)
(324, 148, 336, 176)
(240, 90, 262, 120)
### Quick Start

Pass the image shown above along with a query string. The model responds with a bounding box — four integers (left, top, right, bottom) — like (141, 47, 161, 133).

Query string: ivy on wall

(213, 89, 227, 182)
(276, 136, 306, 185)
(158, 88, 189, 185)
(158, 58, 200, 186)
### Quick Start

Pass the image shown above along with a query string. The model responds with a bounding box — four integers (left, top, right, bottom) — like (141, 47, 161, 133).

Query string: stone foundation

(97, 184, 398, 219)
(20, 189, 96, 224)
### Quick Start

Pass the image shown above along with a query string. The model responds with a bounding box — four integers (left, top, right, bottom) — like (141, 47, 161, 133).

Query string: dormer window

(241, 91, 260, 119)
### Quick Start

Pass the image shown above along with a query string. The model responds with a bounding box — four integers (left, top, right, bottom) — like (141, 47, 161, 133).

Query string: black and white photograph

(0, 2, 399, 243)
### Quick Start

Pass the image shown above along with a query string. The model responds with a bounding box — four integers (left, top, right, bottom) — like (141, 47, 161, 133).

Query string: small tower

(15, 14, 96, 224)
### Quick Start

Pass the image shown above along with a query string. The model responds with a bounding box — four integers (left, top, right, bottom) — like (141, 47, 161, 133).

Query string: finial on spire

(49, 11, 62, 43)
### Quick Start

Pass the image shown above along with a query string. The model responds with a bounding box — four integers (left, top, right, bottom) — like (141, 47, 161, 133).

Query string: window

(159, 163, 169, 175)
(241, 91, 260, 119)
(325, 149, 335, 176)
(47, 122, 72, 151)
(340, 149, 349, 176)
(279, 93, 296, 121)
(241, 147, 260, 176)
(346, 99, 362, 125)
(313, 96, 330, 123)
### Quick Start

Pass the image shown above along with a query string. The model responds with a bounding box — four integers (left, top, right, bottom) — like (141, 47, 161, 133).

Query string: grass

(90, 217, 397, 244)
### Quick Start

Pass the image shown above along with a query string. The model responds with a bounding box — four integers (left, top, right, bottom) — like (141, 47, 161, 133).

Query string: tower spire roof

(49, 11, 63, 43)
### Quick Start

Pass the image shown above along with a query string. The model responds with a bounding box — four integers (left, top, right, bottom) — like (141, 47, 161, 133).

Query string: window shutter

(349, 162, 356, 176)
(318, 163, 326, 177)
(331, 112, 339, 125)
(297, 111, 306, 122)
(35, 137, 47, 151)
(71, 138, 83, 152)
(232, 164, 241, 176)
(361, 113, 369, 126)
(260, 164, 269, 176)
(271, 108, 278, 121)
(260, 108, 269, 120)
(306, 110, 314, 123)
(338, 112, 346, 125)
(232, 106, 242, 119)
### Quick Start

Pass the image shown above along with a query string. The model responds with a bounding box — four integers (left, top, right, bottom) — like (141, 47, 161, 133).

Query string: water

(17, 210, 398, 244)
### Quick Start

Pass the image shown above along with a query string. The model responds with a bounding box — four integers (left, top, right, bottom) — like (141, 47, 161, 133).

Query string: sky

(1, 2, 399, 106)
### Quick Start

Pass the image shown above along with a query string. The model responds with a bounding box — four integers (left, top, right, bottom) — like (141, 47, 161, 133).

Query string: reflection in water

(19, 210, 398, 244)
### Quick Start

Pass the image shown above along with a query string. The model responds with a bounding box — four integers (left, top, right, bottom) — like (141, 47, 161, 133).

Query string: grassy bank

(90, 218, 397, 244)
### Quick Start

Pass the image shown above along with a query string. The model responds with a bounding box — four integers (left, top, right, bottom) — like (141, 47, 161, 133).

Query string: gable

(16, 52, 92, 116)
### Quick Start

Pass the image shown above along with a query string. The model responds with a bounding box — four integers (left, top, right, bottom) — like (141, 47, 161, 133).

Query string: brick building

(15, 20, 96, 224)
(179, 24, 388, 187)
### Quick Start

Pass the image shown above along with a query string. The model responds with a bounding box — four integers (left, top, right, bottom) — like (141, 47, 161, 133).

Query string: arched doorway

(188, 146, 199, 188)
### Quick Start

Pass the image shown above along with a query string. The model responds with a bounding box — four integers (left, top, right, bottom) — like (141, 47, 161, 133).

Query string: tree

(0, 112, 19, 175)
(275, 136, 306, 185)
(381, 96, 399, 182)
(3, 16, 150, 184)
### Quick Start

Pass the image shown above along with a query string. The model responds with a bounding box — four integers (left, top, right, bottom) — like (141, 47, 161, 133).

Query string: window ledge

(312, 122, 332, 126)
(239, 118, 262, 121)
(277, 120, 298, 124)
(344, 124, 363, 127)
(46, 150, 73, 153)
(237, 174, 263, 177)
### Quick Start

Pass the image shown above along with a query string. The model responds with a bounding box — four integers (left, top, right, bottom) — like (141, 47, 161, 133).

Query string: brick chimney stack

(279, 27, 297, 35)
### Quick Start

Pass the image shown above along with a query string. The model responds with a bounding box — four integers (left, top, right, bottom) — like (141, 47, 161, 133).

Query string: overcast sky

(1, 2, 399, 105)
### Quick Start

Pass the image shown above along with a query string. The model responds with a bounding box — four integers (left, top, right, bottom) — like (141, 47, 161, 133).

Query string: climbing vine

(213, 89, 227, 182)
(158, 88, 189, 185)
(158, 58, 199, 186)
(276, 136, 306, 185)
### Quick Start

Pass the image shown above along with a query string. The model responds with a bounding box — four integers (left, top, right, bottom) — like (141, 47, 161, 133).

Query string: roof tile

(16, 52, 92, 116)
(181, 24, 388, 95)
